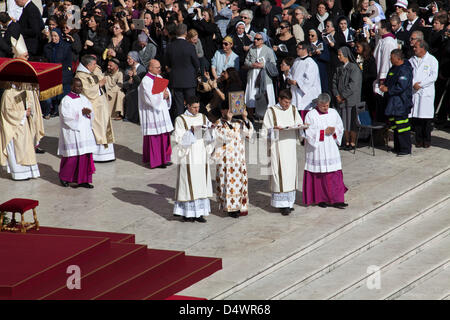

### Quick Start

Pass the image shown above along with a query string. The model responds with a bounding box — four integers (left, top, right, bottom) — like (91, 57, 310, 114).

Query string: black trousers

(172, 87, 196, 120)
(389, 116, 411, 154)
(412, 118, 433, 144)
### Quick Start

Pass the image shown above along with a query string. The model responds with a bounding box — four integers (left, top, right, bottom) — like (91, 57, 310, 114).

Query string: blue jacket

(384, 60, 413, 117)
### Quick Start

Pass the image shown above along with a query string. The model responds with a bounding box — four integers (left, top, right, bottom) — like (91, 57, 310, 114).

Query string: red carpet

(0, 227, 221, 300)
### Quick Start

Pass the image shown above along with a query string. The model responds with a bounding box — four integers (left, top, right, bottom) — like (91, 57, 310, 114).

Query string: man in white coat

(138, 59, 173, 169)
(373, 20, 398, 121)
(287, 41, 321, 121)
(173, 96, 215, 223)
(58, 78, 97, 188)
(409, 39, 438, 149)
(262, 89, 304, 216)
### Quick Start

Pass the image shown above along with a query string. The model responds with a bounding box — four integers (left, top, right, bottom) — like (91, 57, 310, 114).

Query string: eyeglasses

(241, 16, 249, 20)
(254, 37, 263, 41)
(308, 34, 315, 37)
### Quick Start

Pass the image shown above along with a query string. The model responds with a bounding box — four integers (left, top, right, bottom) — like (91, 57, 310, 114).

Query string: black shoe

(343, 144, 351, 151)
(182, 217, 195, 222)
(318, 202, 328, 208)
(280, 207, 290, 216)
(332, 202, 348, 209)
(78, 183, 94, 189)
(290, 207, 294, 212)
(165, 162, 173, 166)
(35, 147, 45, 154)
(228, 211, 240, 218)
(397, 152, 411, 157)
(195, 216, 207, 223)
(60, 179, 69, 187)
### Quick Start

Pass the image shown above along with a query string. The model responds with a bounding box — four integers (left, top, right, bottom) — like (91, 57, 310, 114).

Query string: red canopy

(0, 58, 62, 100)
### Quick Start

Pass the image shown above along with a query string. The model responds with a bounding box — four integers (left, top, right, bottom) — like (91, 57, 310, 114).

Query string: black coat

(165, 38, 200, 89)
(43, 41, 73, 85)
(231, 33, 252, 67)
(18, 2, 44, 56)
(385, 61, 413, 117)
(0, 21, 22, 57)
(80, 28, 109, 63)
(191, 19, 222, 62)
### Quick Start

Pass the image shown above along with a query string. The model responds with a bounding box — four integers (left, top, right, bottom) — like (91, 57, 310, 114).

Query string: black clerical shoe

(35, 147, 45, 154)
(332, 202, 348, 209)
(280, 208, 290, 216)
(78, 183, 94, 189)
(290, 207, 295, 212)
(182, 217, 195, 222)
(318, 202, 328, 208)
(166, 162, 173, 167)
(159, 164, 167, 168)
(228, 211, 240, 218)
(60, 179, 69, 187)
(397, 152, 411, 157)
(196, 216, 207, 223)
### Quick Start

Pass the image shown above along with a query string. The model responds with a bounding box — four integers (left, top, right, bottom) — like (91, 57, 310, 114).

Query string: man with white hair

(409, 39, 438, 149)
(137, 59, 173, 169)
(303, 93, 348, 209)
(75, 55, 115, 162)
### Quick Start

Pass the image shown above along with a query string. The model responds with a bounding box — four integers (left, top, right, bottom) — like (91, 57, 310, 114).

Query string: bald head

(148, 59, 161, 75)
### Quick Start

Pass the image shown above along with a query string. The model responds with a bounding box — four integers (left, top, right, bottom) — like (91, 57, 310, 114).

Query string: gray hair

(411, 30, 424, 40)
(415, 39, 429, 51)
(176, 23, 188, 37)
(240, 9, 253, 22)
(389, 14, 401, 25)
(80, 55, 96, 68)
(317, 93, 331, 104)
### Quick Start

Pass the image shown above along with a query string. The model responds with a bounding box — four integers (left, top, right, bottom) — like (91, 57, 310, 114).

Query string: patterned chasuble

(213, 118, 253, 213)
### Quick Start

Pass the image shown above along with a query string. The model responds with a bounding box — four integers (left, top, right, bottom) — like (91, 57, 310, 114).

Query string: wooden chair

(0, 198, 40, 233)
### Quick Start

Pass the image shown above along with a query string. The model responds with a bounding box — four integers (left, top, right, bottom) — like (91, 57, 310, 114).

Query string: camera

(116, 11, 126, 19)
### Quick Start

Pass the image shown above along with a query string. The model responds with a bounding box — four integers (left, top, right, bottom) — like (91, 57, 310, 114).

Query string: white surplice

(57, 93, 97, 157)
(409, 52, 439, 119)
(304, 108, 344, 173)
(373, 35, 398, 95)
(137, 73, 174, 136)
(262, 104, 303, 208)
(288, 56, 322, 110)
(173, 111, 215, 217)
(4, 140, 40, 180)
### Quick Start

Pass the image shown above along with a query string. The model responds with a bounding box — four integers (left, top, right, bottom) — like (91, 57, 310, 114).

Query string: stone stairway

(223, 169, 450, 300)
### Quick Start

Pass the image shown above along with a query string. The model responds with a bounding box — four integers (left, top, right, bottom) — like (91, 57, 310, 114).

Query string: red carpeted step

(165, 295, 207, 300)
(27, 226, 135, 243)
(43, 249, 186, 300)
(94, 255, 222, 300)
(22, 242, 148, 300)
(0, 233, 110, 298)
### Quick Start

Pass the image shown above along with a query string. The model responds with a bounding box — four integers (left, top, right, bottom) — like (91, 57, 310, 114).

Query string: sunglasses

(280, 26, 288, 29)
(254, 38, 263, 41)
(222, 42, 231, 46)
(241, 16, 249, 20)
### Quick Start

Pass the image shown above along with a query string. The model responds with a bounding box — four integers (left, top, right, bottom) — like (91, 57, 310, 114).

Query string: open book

(277, 44, 288, 53)
(312, 42, 324, 51)
(278, 124, 309, 131)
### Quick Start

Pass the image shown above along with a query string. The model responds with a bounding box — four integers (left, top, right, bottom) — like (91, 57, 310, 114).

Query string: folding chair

(354, 102, 387, 156)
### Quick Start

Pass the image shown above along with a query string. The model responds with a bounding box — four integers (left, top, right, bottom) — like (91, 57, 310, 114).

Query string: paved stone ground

(1, 117, 449, 299)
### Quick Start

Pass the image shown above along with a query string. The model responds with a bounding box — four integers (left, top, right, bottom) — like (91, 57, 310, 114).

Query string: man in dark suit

(402, 3, 423, 38)
(390, 14, 409, 56)
(165, 23, 200, 118)
(15, 0, 44, 57)
(0, 12, 22, 57)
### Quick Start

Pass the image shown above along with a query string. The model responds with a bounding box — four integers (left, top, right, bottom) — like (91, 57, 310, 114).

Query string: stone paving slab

(1, 117, 449, 299)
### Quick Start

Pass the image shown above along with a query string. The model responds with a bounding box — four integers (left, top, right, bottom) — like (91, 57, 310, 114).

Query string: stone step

(394, 265, 450, 300)
(282, 200, 450, 300)
(224, 170, 450, 300)
(339, 236, 450, 299)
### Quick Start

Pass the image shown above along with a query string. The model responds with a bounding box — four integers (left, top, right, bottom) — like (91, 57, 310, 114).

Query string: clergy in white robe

(373, 26, 398, 96)
(287, 41, 321, 121)
(408, 41, 439, 148)
(261, 89, 304, 216)
(214, 106, 253, 218)
(0, 86, 40, 180)
(302, 93, 348, 209)
(104, 59, 125, 120)
(138, 59, 174, 169)
(173, 96, 215, 223)
(75, 55, 115, 162)
(58, 79, 97, 188)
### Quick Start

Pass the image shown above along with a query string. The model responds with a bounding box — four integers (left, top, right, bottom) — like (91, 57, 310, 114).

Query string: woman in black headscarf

(331, 46, 362, 150)
(43, 28, 73, 118)
(307, 27, 330, 93)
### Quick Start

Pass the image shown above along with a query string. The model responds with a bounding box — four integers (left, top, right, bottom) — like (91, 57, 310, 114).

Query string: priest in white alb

(302, 93, 348, 209)
(75, 54, 115, 162)
(262, 89, 304, 216)
(58, 78, 97, 189)
(287, 41, 321, 121)
(0, 84, 40, 180)
(137, 59, 173, 169)
(173, 96, 215, 223)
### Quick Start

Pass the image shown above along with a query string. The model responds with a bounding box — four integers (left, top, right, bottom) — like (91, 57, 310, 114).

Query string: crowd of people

(0, 0, 449, 222)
